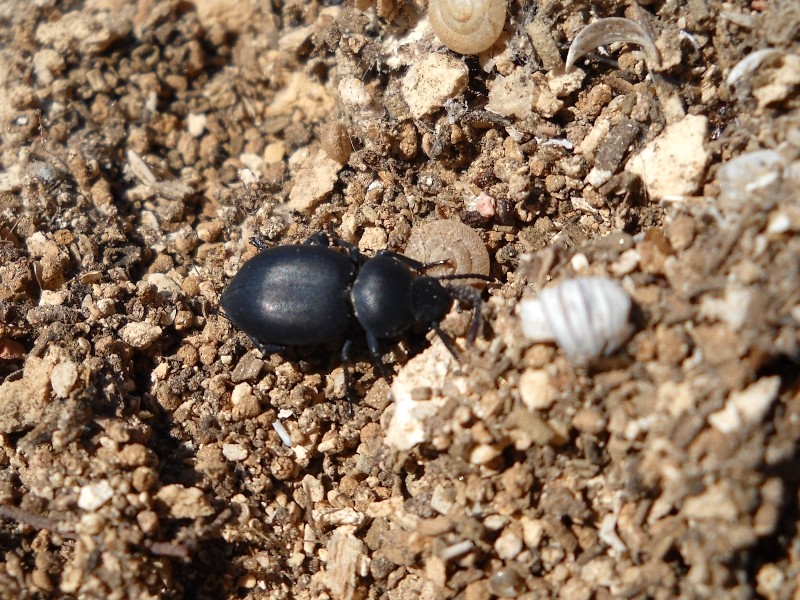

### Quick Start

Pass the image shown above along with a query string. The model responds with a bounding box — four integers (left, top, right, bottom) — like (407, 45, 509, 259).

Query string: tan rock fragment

(155, 484, 214, 519)
(286, 148, 342, 213)
(401, 54, 469, 119)
(518, 369, 555, 411)
(324, 529, 366, 600)
(0, 354, 55, 433)
(487, 68, 535, 120)
(193, 0, 258, 33)
(753, 54, 800, 108)
(50, 361, 78, 399)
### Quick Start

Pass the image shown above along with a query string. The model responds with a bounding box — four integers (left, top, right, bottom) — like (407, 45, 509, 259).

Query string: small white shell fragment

(272, 419, 293, 447)
(127, 149, 157, 185)
(726, 48, 785, 87)
(78, 480, 114, 511)
(566, 17, 660, 71)
(517, 277, 634, 364)
(752, 54, 800, 108)
(440, 540, 474, 561)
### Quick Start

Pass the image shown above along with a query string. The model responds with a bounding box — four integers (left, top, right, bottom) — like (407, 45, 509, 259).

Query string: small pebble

(222, 443, 248, 461)
(119, 322, 162, 349)
(78, 480, 114, 511)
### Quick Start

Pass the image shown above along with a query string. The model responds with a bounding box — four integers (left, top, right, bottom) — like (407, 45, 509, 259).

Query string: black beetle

(220, 229, 489, 396)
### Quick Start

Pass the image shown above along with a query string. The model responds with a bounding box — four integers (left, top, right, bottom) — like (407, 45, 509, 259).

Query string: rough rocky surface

(0, 0, 799, 598)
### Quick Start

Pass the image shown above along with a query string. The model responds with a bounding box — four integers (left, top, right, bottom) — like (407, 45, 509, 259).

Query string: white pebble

(50, 361, 78, 399)
(518, 369, 555, 411)
(78, 480, 114, 511)
(222, 443, 248, 461)
(625, 114, 709, 200)
(708, 376, 781, 434)
(119, 322, 162, 349)
(494, 529, 523, 560)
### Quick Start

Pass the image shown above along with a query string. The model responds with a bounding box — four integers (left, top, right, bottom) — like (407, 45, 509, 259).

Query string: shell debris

(404, 218, 490, 285)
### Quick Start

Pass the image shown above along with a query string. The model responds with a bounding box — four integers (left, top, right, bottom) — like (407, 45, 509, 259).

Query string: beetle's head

(411, 276, 451, 326)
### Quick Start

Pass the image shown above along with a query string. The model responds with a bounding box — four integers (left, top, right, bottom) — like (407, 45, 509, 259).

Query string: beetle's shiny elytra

(220, 230, 489, 397)
(222, 244, 357, 348)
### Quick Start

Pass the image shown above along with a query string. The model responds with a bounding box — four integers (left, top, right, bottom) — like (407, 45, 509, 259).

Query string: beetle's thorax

(350, 255, 415, 338)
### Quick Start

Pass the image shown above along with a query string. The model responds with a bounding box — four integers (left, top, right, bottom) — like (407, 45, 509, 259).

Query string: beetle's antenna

(436, 273, 494, 282)
(420, 258, 451, 270)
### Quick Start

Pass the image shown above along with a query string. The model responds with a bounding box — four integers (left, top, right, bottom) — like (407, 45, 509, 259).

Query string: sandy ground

(0, 0, 799, 598)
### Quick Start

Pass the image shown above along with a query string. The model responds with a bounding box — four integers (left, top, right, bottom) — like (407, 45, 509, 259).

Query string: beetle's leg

(304, 231, 331, 247)
(250, 237, 270, 252)
(431, 322, 461, 361)
(329, 235, 360, 264)
(442, 284, 484, 344)
(307, 226, 361, 263)
(365, 332, 392, 382)
(248, 336, 285, 356)
(340, 338, 355, 415)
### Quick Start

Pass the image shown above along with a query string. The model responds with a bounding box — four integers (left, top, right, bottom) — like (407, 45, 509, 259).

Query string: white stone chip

(708, 376, 781, 434)
(50, 361, 78, 399)
(494, 529, 524, 560)
(626, 114, 709, 200)
(385, 341, 461, 451)
(78, 480, 114, 511)
(119, 322, 162, 349)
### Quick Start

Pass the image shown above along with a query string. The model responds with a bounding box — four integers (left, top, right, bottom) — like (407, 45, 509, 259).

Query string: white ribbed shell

(517, 277, 633, 364)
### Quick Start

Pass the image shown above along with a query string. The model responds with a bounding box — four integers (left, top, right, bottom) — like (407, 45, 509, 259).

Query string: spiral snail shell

(404, 219, 490, 284)
(428, 0, 507, 55)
